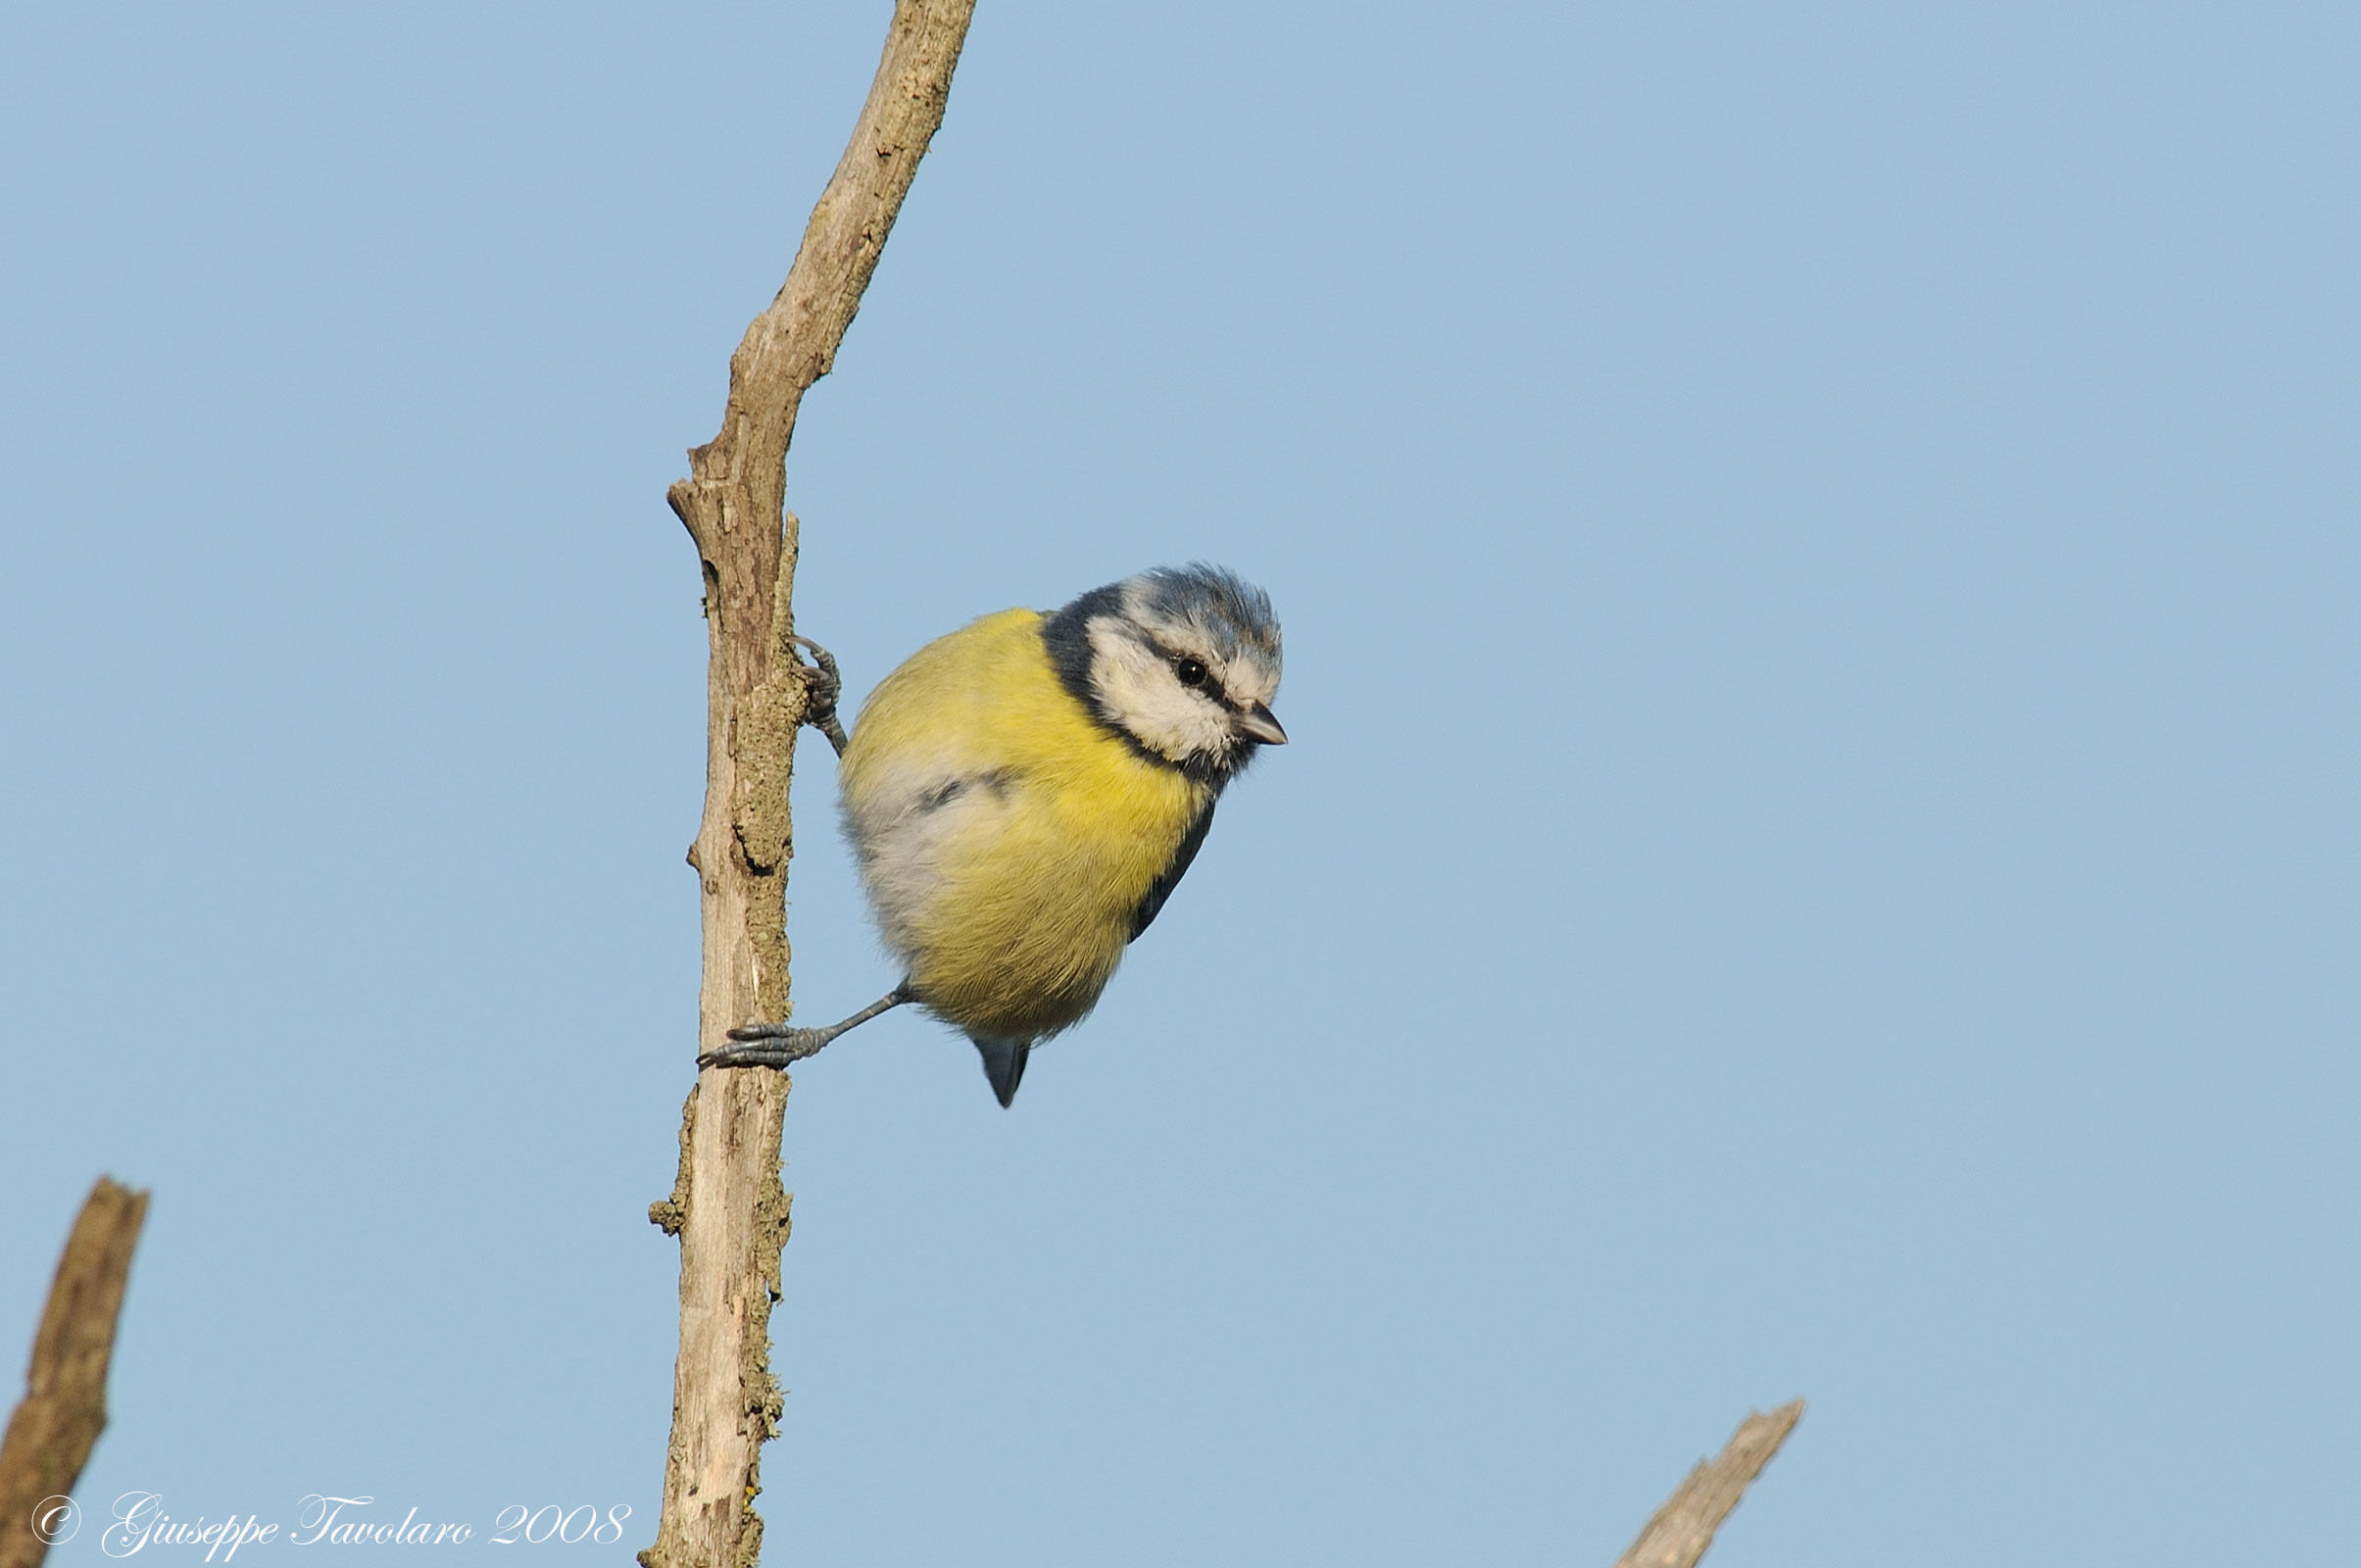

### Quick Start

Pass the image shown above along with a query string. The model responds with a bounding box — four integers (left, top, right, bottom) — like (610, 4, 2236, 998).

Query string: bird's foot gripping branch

(701, 985, 916, 1070)
(786, 635, 849, 757)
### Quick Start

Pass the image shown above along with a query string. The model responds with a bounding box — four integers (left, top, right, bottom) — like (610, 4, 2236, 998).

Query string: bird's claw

(698, 1020, 834, 1071)
(787, 635, 849, 754)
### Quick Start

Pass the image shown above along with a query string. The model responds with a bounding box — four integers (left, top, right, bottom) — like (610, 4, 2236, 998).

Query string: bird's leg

(788, 634, 851, 757)
(698, 983, 914, 1070)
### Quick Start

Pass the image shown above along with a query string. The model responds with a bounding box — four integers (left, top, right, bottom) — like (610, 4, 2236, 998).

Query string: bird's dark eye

(1174, 657, 1208, 688)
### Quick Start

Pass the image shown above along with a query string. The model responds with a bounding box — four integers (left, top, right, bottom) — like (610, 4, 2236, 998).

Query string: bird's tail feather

(972, 1038, 1030, 1107)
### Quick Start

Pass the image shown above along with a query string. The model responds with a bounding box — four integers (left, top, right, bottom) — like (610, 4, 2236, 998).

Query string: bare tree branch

(0, 1178, 150, 1568)
(642, 5, 976, 1568)
(1611, 1400, 1803, 1568)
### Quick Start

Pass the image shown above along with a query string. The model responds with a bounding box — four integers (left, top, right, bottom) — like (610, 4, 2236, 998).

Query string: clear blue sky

(3, 3, 2355, 1564)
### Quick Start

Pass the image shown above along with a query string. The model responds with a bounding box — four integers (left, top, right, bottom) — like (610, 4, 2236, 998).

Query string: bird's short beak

(1235, 703, 1288, 746)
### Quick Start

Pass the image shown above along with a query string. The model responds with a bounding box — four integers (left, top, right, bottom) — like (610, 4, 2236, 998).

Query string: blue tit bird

(701, 564, 1286, 1105)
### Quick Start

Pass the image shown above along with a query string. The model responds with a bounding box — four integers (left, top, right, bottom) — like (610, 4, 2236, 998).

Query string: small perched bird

(703, 564, 1286, 1105)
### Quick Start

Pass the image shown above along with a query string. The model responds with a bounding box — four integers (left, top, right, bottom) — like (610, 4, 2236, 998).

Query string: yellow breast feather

(840, 609, 1210, 1042)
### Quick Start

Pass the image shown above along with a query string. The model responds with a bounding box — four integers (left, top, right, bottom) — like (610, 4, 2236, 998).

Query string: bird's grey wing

(1129, 799, 1215, 942)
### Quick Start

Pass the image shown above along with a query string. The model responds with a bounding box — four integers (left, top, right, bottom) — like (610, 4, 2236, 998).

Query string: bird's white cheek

(1107, 674, 1227, 760)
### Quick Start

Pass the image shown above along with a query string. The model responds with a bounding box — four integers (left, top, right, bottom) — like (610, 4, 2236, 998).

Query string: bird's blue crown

(1127, 564, 1282, 668)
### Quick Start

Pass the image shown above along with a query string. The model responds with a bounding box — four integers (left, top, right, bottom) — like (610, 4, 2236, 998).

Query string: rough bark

(0, 1178, 150, 1568)
(1611, 1400, 1803, 1568)
(641, 5, 976, 1568)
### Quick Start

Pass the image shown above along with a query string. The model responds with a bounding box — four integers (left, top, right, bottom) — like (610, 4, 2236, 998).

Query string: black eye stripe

(1156, 644, 1224, 699)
